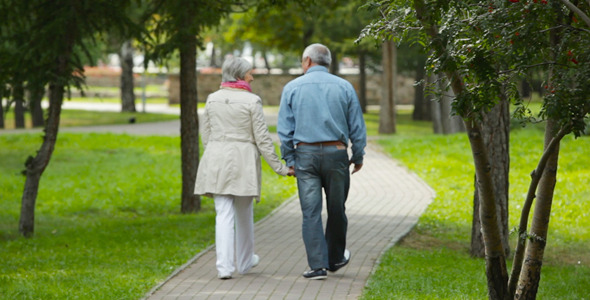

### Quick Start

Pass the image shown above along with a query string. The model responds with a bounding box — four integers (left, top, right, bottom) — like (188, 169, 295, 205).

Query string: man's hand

(350, 162, 363, 174)
(287, 166, 296, 177)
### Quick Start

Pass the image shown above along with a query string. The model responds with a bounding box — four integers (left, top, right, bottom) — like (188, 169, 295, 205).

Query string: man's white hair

(302, 43, 331, 67)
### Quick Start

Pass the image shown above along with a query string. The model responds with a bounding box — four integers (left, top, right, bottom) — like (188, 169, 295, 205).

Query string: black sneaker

(302, 268, 327, 280)
(329, 249, 350, 272)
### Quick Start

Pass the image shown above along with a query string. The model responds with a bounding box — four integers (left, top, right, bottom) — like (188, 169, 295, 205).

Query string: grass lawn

(67, 96, 169, 104)
(360, 110, 590, 299)
(2, 109, 178, 130)
(1, 106, 587, 299)
(0, 131, 296, 299)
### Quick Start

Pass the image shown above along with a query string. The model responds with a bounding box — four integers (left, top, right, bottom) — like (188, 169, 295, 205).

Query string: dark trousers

(295, 144, 350, 270)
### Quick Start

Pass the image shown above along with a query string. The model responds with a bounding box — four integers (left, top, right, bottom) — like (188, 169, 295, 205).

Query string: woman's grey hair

(221, 57, 252, 82)
(302, 43, 331, 67)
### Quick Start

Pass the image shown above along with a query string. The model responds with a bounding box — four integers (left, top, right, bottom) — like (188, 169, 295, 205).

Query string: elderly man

(277, 43, 367, 280)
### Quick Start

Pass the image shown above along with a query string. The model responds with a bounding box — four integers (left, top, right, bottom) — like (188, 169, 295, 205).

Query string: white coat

(194, 87, 289, 201)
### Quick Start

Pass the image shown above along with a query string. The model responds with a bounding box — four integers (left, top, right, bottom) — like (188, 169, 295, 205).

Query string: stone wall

(168, 73, 416, 106)
(85, 73, 168, 88)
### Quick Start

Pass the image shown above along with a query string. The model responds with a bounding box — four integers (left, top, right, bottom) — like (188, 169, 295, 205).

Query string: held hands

(287, 166, 296, 177)
(350, 161, 363, 175)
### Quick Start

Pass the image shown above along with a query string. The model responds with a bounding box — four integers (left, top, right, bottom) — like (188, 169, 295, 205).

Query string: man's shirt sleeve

(347, 86, 367, 165)
(278, 87, 296, 167)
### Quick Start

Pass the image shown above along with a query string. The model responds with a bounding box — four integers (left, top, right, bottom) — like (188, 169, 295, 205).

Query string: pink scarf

(220, 80, 252, 92)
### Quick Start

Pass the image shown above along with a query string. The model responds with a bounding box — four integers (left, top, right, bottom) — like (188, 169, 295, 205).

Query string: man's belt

(297, 141, 345, 147)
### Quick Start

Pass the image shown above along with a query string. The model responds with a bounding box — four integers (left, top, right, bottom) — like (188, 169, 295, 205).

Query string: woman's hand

(350, 162, 363, 175)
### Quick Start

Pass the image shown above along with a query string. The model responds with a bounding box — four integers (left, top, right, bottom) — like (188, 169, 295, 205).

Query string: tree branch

(559, 0, 590, 28)
(507, 123, 570, 297)
(498, 62, 557, 74)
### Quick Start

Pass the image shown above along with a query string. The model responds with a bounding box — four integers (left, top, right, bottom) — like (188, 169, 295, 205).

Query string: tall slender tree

(144, 0, 251, 213)
(120, 40, 137, 112)
(144, 0, 317, 213)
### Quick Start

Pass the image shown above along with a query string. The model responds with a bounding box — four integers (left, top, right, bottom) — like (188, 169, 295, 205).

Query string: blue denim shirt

(277, 66, 367, 167)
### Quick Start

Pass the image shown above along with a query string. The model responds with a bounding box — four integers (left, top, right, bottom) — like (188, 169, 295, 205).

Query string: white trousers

(214, 194, 256, 275)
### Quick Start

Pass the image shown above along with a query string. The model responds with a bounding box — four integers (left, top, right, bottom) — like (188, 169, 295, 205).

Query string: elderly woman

(194, 57, 293, 280)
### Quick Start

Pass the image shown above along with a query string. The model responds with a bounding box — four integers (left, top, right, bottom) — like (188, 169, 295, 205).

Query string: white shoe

(218, 273, 232, 280)
(251, 254, 260, 268)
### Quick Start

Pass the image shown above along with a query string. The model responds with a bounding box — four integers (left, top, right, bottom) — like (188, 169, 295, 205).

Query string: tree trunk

(330, 52, 339, 75)
(471, 175, 485, 257)
(120, 40, 136, 112)
(431, 74, 464, 134)
(262, 50, 271, 72)
(440, 77, 463, 133)
(379, 40, 396, 134)
(514, 12, 566, 297)
(210, 43, 217, 67)
(359, 49, 367, 113)
(507, 122, 568, 299)
(412, 58, 430, 121)
(0, 96, 4, 129)
(429, 75, 443, 134)
(13, 82, 26, 128)
(464, 120, 510, 300)
(472, 98, 511, 258)
(414, 2, 509, 296)
(28, 83, 45, 127)
(19, 58, 68, 237)
(179, 33, 201, 213)
(514, 118, 560, 299)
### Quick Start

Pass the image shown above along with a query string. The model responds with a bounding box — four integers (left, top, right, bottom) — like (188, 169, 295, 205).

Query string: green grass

(0, 133, 296, 299)
(2, 106, 587, 299)
(3, 109, 178, 129)
(361, 110, 590, 299)
(68, 96, 169, 104)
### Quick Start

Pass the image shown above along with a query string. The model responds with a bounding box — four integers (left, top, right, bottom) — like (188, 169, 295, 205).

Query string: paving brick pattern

(144, 143, 434, 300)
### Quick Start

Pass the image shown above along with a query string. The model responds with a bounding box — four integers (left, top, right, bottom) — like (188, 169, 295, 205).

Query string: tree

(408, 49, 430, 121)
(361, 0, 589, 299)
(429, 74, 464, 134)
(120, 40, 136, 112)
(117, 2, 151, 113)
(145, 0, 325, 214)
(0, 89, 5, 128)
(1, 0, 141, 237)
(144, 0, 252, 213)
(379, 40, 397, 134)
(27, 81, 46, 127)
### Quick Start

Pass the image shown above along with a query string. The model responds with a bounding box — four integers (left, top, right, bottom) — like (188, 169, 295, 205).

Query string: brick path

(143, 142, 434, 300)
